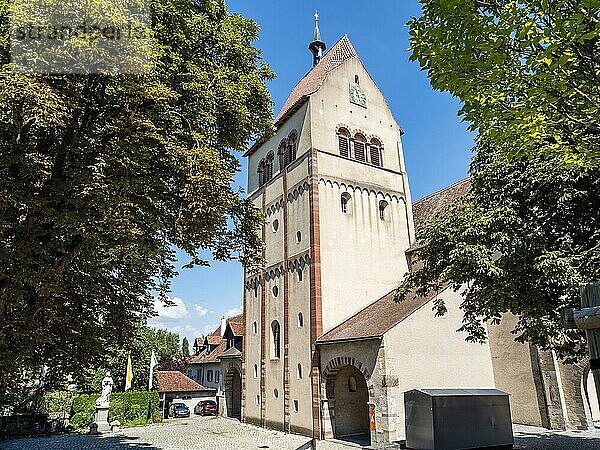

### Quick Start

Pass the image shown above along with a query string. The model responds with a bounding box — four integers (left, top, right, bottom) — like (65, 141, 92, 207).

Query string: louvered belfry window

(338, 127, 350, 157)
(370, 139, 382, 166)
(354, 133, 367, 162)
(339, 136, 349, 157)
(288, 131, 298, 163)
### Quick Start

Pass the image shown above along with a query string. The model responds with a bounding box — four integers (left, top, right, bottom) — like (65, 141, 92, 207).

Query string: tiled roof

(156, 371, 213, 393)
(218, 347, 242, 359)
(229, 321, 245, 337)
(193, 337, 204, 348)
(205, 334, 222, 345)
(274, 34, 357, 126)
(227, 313, 244, 323)
(317, 284, 450, 344)
(189, 341, 227, 365)
(412, 178, 471, 238)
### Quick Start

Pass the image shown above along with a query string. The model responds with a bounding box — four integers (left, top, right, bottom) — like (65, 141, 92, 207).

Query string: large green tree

(398, 139, 600, 359)
(408, 0, 600, 165)
(0, 0, 272, 400)
(181, 337, 190, 357)
(79, 326, 182, 393)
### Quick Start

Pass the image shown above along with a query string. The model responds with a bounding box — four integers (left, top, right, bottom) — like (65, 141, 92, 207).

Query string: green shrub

(67, 391, 160, 430)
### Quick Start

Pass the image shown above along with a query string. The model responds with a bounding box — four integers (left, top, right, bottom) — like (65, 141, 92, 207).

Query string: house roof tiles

(156, 371, 213, 393)
(412, 178, 471, 238)
(316, 284, 450, 344)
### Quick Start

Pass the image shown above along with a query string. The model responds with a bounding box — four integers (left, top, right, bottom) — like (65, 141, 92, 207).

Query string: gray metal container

(404, 388, 513, 450)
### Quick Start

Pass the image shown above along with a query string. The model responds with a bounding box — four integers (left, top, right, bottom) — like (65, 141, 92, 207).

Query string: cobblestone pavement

(2, 418, 600, 450)
(0, 416, 350, 450)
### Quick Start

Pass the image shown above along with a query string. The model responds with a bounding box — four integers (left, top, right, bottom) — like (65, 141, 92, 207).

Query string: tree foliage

(181, 337, 190, 357)
(0, 0, 272, 396)
(398, 139, 600, 359)
(408, 0, 600, 165)
(78, 326, 181, 393)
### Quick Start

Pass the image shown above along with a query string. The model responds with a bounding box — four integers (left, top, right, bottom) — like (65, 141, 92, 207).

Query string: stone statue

(96, 371, 114, 406)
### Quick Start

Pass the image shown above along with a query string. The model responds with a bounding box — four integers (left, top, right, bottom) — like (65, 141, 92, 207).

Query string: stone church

(239, 19, 598, 447)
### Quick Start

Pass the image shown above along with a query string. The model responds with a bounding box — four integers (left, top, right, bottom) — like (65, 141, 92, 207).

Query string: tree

(181, 337, 190, 357)
(397, 138, 600, 359)
(0, 0, 272, 401)
(78, 326, 182, 393)
(408, 0, 600, 165)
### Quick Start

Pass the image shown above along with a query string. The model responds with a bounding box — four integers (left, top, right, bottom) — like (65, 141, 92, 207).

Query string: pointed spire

(309, 11, 326, 67)
(313, 11, 321, 41)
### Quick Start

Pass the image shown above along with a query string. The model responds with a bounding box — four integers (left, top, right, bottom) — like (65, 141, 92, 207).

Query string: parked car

(194, 400, 218, 416)
(169, 402, 190, 418)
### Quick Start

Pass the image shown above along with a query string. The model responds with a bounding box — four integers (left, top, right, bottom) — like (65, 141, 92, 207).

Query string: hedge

(67, 391, 160, 430)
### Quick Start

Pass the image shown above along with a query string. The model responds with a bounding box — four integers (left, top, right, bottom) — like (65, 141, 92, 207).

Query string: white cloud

(224, 307, 242, 318)
(153, 296, 188, 320)
(201, 323, 219, 335)
(194, 304, 209, 317)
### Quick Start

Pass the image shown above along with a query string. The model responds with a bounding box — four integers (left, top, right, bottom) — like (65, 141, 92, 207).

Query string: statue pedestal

(89, 404, 111, 434)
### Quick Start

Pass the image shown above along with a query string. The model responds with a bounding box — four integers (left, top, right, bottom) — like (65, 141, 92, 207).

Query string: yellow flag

(125, 353, 133, 391)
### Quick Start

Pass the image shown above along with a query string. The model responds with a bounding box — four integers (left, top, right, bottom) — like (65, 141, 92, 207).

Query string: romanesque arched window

(288, 130, 298, 164)
(258, 161, 265, 187)
(264, 152, 274, 183)
(379, 200, 389, 221)
(278, 140, 287, 170)
(353, 133, 366, 162)
(337, 127, 350, 158)
(370, 138, 382, 167)
(341, 192, 351, 214)
(271, 320, 281, 359)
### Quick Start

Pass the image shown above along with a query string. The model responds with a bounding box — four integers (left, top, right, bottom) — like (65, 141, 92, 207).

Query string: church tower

(242, 21, 415, 437)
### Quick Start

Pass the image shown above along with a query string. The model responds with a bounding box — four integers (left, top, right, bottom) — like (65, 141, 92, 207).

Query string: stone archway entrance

(224, 368, 242, 420)
(322, 358, 372, 447)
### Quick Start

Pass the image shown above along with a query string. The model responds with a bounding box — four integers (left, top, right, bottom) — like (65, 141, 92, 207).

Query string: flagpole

(146, 350, 157, 422)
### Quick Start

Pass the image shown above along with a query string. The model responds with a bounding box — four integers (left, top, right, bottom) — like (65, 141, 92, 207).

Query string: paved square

(2, 417, 600, 449)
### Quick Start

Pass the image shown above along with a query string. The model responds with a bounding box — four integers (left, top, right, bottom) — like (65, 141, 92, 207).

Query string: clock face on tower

(349, 83, 367, 108)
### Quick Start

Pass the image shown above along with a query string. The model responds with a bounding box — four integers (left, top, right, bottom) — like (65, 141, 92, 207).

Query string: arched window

(340, 193, 351, 214)
(252, 321, 257, 334)
(271, 321, 281, 359)
(278, 140, 287, 170)
(288, 130, 298, 164)
(379, 200, 389, 221)
(298, 312, 304, 327)
(264, 152, 274, 183)
(354, 74, 360, 84)
(254, 364, 258, 378)
(337, 127, 350, 158)
(257, 161, 265, 187)
(297, 364, 303, 379)
(369, 138, 382, 167)
(353, 133, 366, 162)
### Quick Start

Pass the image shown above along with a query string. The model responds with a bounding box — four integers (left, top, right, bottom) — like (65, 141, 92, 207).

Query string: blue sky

(150, 0, 475, 347)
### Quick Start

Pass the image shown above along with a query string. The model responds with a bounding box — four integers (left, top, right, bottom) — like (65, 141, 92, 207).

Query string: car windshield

(174, 404, 187, 409)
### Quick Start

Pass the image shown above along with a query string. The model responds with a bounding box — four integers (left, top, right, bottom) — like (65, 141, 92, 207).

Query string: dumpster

(404, 389, 513, 450)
